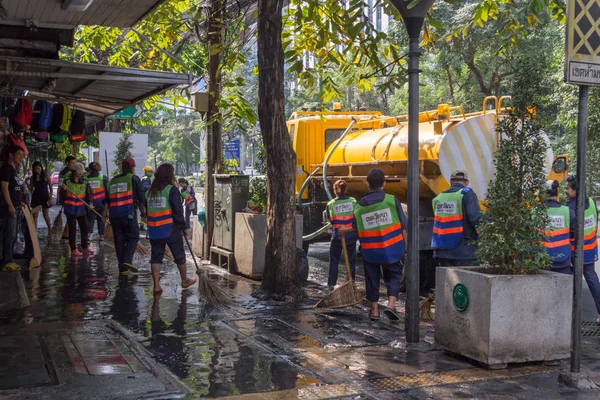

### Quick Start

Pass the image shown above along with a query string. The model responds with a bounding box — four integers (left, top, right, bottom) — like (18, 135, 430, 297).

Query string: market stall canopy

(0, 55, 193, 117)
(0, 0, 167, 29)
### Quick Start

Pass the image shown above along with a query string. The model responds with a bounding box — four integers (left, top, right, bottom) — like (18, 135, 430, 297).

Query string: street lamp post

(388, 0, 436, 343)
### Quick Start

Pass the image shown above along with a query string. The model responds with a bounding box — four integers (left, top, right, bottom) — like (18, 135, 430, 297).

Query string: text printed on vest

(585, 215, 596, 230)
(435, 201, 457, 214)
(333, 202, 354, 214)
(148, 197, 167, 208)
(361, 208, 393, 229)
(549, 215, 566, 229)
(110, 182, 128, 193)
(88, 180, 101, 189)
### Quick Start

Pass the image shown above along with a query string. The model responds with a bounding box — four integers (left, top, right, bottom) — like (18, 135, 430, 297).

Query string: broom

(183, 233, 230, 307)
(314, 236, 363, 309)
(52, 206, 65, 237)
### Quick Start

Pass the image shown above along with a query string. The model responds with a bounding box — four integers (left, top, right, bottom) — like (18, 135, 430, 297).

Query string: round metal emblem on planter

(453, 283, 469, 312)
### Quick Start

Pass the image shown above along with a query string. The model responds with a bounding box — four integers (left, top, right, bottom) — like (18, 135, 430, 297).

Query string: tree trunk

(257, 0, 301, 299)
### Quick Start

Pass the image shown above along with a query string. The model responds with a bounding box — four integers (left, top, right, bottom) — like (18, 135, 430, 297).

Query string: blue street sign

(223, 138, 240, 160)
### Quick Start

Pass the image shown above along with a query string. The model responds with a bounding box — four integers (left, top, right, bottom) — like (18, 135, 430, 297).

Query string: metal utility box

(211, 174, 249, 270)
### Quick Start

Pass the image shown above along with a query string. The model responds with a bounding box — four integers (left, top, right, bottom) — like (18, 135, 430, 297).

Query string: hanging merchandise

(35, 101, 52, 142)
(50, 103, 71, 143)
(69, 109, 86, 142)
(7, 133, 29, 156)
(13, 99, 33, 132)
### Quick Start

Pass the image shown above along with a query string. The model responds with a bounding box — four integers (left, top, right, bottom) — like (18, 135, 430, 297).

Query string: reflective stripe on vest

(570, 198, 598, 264)
(431, 190, 465, 249)
(87, 174, 106, 208)
(146, 185, 173, 239)
(109, 174, 134, 217)
(355, 193, 405, 264)
(544, 205, 571, 262)
(64, 179, 86, 216)
(327, 197, 357, 241)
(185, 188, 195, 205)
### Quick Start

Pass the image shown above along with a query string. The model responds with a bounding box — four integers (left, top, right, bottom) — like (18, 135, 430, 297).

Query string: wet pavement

(1, 206, 600, 399)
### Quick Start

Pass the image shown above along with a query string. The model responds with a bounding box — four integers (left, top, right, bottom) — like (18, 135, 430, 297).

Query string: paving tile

(0, 335, 53, 389)
(73, 339, 121, 356)
(86, 363, 134, 375)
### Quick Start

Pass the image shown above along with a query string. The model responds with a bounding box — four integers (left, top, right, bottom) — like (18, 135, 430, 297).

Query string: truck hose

(322, 117, 357, 200)
(370, 124, 403, 162)
(299, 117, 356, 242)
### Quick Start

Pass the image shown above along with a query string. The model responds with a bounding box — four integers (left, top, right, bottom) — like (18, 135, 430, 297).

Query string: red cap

(122, 158, 136, 168)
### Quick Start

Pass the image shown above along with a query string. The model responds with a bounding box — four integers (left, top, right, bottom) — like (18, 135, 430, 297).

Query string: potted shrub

(435, 59, 572, 368)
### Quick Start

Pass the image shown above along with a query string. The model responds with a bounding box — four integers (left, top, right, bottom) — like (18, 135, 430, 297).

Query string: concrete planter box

(234, 213, 303, 279)
(435, 266, 572, 367)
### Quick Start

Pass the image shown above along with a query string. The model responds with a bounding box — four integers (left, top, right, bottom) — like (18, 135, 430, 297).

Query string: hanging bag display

(69, 109, 86, 142)
(13, 99, 33, 132)
(50, 104, 71, 143)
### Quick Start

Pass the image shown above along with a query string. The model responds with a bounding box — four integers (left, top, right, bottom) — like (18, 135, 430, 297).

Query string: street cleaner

(86, 162, 108, 241)
(140, 166, 153, 231)
(107, 158, 146, 276)
(339, 168, 407, 322)
(178, 178, 197, 230)
(565, 175, 600, 324)
(543, 180, 572, 274)
(144, 164, 196, 296)
(326, 180, 357, 291)
(431, 170, 482, 267)
(62, 163, 94, 257)
(58, 155, 76, 240)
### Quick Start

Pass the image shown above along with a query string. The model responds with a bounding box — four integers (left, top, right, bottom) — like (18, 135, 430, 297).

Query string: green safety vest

(108, 173, 134, 217)
(544, 205, 571, 263)
(327, 197, 357, 241)
(64, 178, 86, 216)
(86, 174, 106, 207)
(146, 185, 174, 239)
(355, 193, 405, 264)
(431, 190, 465, 249)
(571, 198, 599, 264)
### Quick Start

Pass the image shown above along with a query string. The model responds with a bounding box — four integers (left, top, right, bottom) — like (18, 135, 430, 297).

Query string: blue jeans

(584, 263, 600, 314)
(328, 239, 356, 287)
(0, 211, 17, 266)
(363, 260, 403, 302)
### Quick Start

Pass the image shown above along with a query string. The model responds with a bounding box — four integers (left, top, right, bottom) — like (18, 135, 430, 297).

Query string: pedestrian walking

(62, 162, 94, 257)
(86, 162, 108, 241)
(58, 155, 76, 240)
(326, 179, 357, 290)
(140, 166, 153, 231)
(543, 180, 571, 274)
(27, 161, 53, 236)
(107, 158, 146, 276)
(178, 178, 197, 230)
(144, 164, 196, 296)
(0, 145, 25, 271)
(340, 168, 407, 322)
(565, 175, 600, 324)
(431, 170, 482, 266)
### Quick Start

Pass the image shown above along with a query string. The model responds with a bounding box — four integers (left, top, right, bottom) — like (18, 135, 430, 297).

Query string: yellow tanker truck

(289, 97, 568, 289)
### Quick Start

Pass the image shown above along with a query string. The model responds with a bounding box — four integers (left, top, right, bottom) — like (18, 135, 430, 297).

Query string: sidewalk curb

(107, 320, 193, 396)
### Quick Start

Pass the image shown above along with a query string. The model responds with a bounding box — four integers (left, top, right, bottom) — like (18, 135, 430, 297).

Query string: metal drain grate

(581, 320, 600, 337)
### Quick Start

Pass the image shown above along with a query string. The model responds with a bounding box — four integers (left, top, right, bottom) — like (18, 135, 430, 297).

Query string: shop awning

(0, 55, 193, 117)
(0, 0, 167, 29)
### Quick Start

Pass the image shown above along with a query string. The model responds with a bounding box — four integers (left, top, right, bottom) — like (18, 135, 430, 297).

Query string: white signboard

(99, 132, 148, 178)
(565, 0, 600, 85)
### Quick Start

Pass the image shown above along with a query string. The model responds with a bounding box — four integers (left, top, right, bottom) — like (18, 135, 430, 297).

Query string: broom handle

(62, 185, 105, 220)
(183, 232, 201, 273)
(341, 236, 353, 282)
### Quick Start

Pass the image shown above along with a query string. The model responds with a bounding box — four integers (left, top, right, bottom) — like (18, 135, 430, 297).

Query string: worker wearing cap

(340, 168, 407, 322)
(565, 175, 600, 324)
(543, 179, 571, 274)
(107, 158, 147, 275)
(431, 169, 482, 266)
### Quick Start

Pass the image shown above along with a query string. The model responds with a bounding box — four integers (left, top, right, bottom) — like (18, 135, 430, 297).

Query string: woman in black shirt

(27, 161, 53, 236)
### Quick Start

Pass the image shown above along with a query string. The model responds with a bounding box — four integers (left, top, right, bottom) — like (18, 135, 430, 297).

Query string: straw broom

(52, 206, 64, 236)
(183, 234, 230, 307)
(314, 236, 363, 309)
